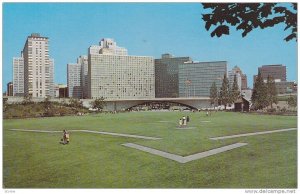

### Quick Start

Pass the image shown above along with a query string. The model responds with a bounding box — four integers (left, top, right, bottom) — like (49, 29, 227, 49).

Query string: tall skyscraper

(231, 66, 247, 90)
(13, 54, 24, 96)
(178, 61, 227, 97)
(67, 63, 82, 98)
(88, 38, 154, 99)
(77, 55, 88, 99)
(67, 55, 88, 99)
(22, 33, 54, 97)
(228, 66, 243, 91)
(155, 54, 192, 98)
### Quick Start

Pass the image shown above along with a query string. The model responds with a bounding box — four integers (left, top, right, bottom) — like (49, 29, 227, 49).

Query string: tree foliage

(69, 98, 83, 108)
(91, 97, 106, 112)
(209, 82, 218, 108)
(287, 95, 297, 109)
(202, 3, 297, 42)
(266, 75, 278, 108)
(251, 72, 268, 110)
(219, 74, 230, 109)
(230, 74, 240, 104)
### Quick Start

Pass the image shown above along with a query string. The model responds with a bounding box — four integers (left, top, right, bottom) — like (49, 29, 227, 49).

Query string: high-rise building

(67, 63, 82, 98)
(178, 61, 227, 97)
(231, 66, 247, 89)
(7, 82, 13, 96)
(77, 55, 88, 99)
(67, 55, 88, 99)
(241, 74, 248, 90)
(88, 38, 128, 55)
(22, 33, 54, 97)
(88, 39, 154, 99)
(155, 54, 192, 98)
(258, 64, 286, 82)
(13, 54, 24, 96)
(228, 66, 242, 91)
(254, 64, 293, 94)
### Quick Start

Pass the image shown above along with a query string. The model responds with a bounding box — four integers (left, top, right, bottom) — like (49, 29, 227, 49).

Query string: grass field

(3, 111, 297, 188)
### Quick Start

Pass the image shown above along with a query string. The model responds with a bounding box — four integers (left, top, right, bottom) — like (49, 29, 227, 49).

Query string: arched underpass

(102, 97, 211, 111)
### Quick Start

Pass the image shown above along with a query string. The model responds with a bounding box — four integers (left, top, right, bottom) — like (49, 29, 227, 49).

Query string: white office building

(22, 33, 54, 97)
(88, 38, 128, 56)
(13, 55, 24, 96)
(88, 39, 155, 99)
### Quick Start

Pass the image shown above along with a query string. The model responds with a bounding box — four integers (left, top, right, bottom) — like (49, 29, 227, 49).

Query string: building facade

(88, 39, 155, 99)
(54, 84, 68, 98)
(231, 66, 247, 89)
(241, 74, 248, 90)
(258, 64, 286, 82)
(13, 56, 24, 96)
(22, 33, 54, 97)
(155, 54, 192, 98)
(67, 63, 82, 98)
(88, 38, 128, 56)
(78, 55, 89, 99)
(7, 82, 13, 96)
(228, 66, 242, 91)
(178, 61, 227, 97)
(275, 81, 297, 94)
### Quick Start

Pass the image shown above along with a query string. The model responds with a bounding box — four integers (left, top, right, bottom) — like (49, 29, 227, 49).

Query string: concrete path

(122, 142, 247, 163)
(210, 128, 297, 140)
(8, 129, 161, 140)
(76, 130, 161, 140)
(175, 127, 196, 129)
(9, 129, 61, 133)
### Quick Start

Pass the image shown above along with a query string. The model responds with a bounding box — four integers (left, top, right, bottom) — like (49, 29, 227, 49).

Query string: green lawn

(3, 111, 297, 188)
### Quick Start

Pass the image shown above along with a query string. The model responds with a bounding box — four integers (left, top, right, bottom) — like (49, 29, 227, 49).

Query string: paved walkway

(122, 142, 247, 163)
(75, 130, 161, 140)
(8, 129, 161, 140)
(9, 129, 61, 133)
(175, 127, 196, 129)
(210, 128, 297, 140)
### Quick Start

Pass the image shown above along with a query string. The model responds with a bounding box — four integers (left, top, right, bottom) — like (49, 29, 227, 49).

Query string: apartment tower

(22, 33, 54, 97)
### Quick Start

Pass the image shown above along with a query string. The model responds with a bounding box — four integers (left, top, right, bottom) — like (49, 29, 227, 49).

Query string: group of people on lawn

(179, 116, 190, 127)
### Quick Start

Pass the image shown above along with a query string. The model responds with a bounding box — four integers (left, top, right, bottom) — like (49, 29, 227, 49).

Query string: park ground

(2, 111, 297, 188)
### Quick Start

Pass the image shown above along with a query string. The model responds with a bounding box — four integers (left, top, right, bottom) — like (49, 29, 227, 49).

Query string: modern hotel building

(88, 38, 155, 99)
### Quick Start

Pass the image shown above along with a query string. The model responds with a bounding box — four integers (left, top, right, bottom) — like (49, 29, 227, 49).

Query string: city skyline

(3, 3, 297, 93)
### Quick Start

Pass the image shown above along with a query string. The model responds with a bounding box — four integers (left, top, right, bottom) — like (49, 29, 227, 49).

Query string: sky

(2, 3, 298, 93)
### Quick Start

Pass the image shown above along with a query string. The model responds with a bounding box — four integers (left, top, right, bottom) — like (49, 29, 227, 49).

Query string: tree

(209, 82, 218, 109)
(219, 74, 230, 110)
(230, 74, 240, 104)
(266, 75, 278, 108)
(69, 98, 83, 108)
(91, 97, 106, 112)
(287, 95, 297, 110)
(251, 72, 268, 110)
(202, 3, 297, 42)
(22, 95, 33, 105)
(42, 97, 55, 117)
